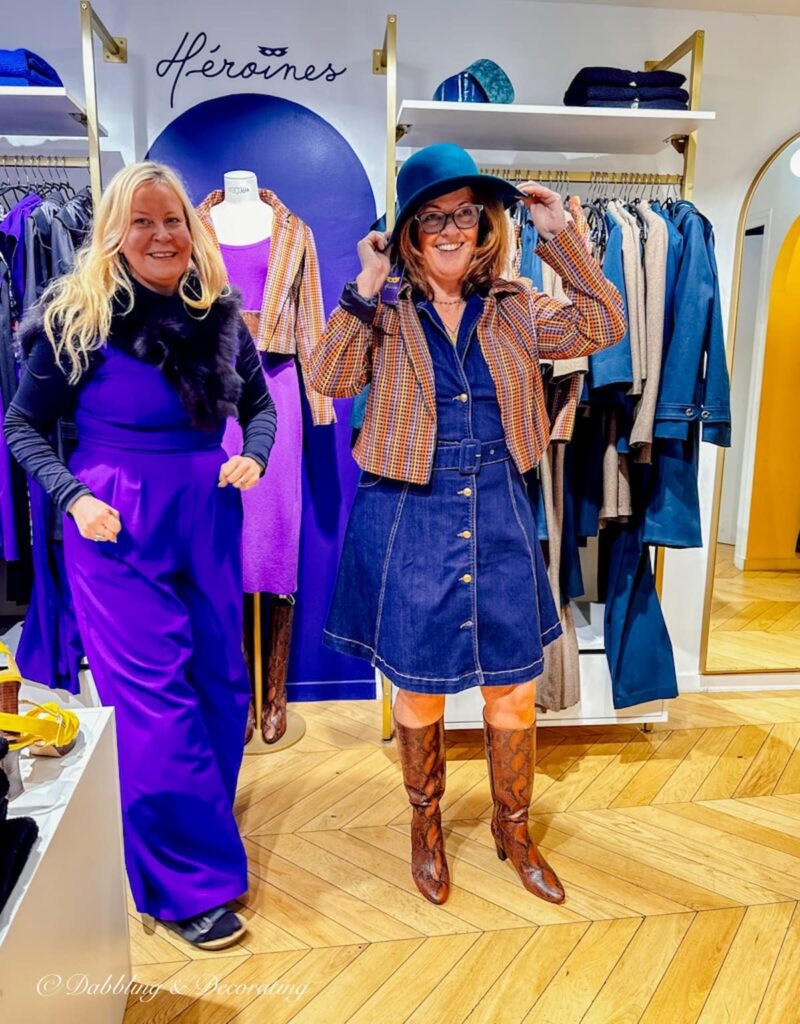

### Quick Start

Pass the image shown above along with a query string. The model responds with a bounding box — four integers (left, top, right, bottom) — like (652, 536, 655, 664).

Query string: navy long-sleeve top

(4, 287, 277, 515)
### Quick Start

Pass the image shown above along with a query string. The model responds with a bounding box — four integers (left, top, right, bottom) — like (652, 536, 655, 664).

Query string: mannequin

(209, 171, 274, 243)
(208, 171, 296, 747)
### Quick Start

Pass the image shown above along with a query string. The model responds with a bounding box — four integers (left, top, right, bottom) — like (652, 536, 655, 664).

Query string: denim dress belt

(431, 437, 510, 475)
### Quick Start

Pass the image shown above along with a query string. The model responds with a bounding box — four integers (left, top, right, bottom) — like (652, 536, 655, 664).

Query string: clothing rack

(0, 155, 90, 169)
(479, 169, 684, 188)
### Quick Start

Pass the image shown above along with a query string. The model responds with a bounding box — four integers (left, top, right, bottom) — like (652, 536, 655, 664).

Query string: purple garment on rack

(0, 194, 42, 308)
(220, 237, 303, 595)
(0, 405, 19, 560)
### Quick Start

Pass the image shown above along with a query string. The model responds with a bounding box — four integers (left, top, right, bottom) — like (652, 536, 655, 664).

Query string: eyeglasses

(414, 203, 484, 234)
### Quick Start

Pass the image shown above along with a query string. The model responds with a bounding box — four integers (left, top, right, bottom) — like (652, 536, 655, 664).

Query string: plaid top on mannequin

(197, 188, 335, 427)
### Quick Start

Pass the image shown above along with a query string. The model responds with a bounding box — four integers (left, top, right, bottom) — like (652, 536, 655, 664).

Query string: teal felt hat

(394, 143, 524, 237)
(464, 59, 515, 104)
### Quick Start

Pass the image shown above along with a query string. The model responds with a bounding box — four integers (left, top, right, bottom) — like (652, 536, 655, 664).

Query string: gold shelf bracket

(79, 1, 127, 211)
(373, 14, 398, 233)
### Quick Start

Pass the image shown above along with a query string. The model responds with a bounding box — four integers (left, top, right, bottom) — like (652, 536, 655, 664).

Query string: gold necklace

(433, 297, 465, 343)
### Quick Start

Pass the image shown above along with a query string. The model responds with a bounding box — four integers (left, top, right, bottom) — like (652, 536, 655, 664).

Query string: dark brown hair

(395, 185, 511, 298)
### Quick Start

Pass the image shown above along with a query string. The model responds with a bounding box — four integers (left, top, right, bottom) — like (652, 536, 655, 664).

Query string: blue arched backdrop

(148, 93, 376, 693)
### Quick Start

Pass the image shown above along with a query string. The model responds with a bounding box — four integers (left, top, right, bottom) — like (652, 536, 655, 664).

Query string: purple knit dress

(220, 238, 302, 595)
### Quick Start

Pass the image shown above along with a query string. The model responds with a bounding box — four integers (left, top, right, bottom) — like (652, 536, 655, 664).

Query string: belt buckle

(459, 438, 481, 475)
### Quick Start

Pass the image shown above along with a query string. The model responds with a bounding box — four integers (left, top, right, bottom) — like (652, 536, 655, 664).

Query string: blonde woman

(4, 162, 276, 949)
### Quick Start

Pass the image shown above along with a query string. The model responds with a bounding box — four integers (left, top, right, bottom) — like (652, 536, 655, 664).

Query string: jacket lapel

(195, 188, 304, 348)
(396, 297, 436, 417)
(255, 189, 303, 346)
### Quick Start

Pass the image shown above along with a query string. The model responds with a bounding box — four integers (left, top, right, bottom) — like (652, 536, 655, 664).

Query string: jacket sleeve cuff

(242, 451, 267, 476)
(534, 221, 592, 278)
(339, 281, 379, 324)
(60, 483, 92, 517)
(702, 422, 731, 447)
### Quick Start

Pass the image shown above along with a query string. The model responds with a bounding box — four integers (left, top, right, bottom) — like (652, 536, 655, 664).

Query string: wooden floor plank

(651, 726, 739, 805)
(697, 903, 795, 1024)
(461, 924, 589, 1024)
(346, 933, 482, 1024)
(521, 918, 642, 1024)
(755, 903, 800, 1023)
(693, 725, 771, 802)
(581, 913, 693, 1024)
(404, 929, 535, 1024)
(735, 724, 800, 798)
(285, 939, 423, 1024)
(610, 729, 705, 807)
(639, 908, 745, 1024)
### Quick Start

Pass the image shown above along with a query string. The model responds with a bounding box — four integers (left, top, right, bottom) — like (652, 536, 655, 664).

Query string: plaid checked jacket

(197, 189, 335, 426)
(308, 221, 625, 483)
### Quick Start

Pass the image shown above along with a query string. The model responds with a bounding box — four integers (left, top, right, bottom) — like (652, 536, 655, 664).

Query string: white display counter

(0, 708, 130, 1024)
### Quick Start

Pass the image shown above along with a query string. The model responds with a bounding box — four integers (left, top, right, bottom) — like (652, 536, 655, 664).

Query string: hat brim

(392, 174, 525, 240)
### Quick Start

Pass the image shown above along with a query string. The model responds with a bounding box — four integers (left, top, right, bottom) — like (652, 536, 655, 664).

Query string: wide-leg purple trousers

(62, 355, 251, 920)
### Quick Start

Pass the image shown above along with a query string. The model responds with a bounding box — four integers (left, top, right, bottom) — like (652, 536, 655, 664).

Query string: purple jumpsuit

(61, 348, 251, 920)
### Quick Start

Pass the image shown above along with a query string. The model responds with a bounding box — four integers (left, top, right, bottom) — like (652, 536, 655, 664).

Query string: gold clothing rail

(479, 168, 684, 187)
(0, 155, 90, 169)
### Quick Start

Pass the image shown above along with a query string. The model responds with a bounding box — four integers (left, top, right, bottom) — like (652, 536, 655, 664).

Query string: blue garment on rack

(600, 470, 679, 708)
(588, 215, 633, 390)
(654, 200, 731, 446)
(519, 219, 544, 291)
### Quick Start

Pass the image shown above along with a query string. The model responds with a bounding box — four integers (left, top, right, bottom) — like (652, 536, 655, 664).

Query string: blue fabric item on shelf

(579, 99, 689, 110)
(565, 84, 690, 104)
(566, 66, 686, 90)
(433, 72, 488, 103)
(464, 59, 515, 104)
(0, 48, 62, 87)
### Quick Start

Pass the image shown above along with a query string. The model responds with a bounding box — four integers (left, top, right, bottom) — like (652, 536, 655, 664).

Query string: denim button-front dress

(323, 291, 562, 695)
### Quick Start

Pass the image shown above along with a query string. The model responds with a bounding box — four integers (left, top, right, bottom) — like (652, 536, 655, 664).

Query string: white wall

(5, 0, 800, 689)
(718, 225, 763, 549)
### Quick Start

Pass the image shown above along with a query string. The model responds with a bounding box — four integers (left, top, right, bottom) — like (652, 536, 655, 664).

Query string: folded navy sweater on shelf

(564, 66, 689, 109)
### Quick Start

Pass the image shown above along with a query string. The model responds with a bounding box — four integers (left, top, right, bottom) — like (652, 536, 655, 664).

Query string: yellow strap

(0, 641, 22, 687)
(0, 700, 80, 751)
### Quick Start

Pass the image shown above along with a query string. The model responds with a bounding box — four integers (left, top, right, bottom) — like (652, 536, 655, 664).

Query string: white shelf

(397, 100, 714, 156)
(0, 86, 106, 138)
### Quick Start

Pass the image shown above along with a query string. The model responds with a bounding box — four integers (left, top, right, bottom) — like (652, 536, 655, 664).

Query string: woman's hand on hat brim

(356, 230, 392, 299)
(516, 181, 567, 242)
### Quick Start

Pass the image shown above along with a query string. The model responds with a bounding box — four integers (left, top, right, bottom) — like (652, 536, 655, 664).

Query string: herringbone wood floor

(124, 691, 800, 1023)
(707, 544, 800, 672)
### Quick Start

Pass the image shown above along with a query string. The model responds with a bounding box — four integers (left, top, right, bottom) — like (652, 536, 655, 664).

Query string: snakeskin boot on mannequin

(261, 596, 294, 744)
(483, 711, 565, 904)
(393, 714, 450, 904)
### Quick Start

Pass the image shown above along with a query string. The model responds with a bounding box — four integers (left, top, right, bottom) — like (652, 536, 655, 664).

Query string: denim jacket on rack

(654, 200, 731, 447)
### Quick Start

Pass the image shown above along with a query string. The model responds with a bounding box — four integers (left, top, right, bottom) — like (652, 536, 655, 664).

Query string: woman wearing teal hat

(310, 144, 625, 907)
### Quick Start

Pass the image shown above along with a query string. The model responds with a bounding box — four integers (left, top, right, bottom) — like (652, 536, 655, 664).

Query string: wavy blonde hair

(396, 185, 510, 299)
(41, 161, 228, 383)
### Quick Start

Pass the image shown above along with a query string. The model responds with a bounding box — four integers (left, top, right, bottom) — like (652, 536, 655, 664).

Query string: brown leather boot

(242, 595, 256, 746)
(394, 715, 450, 905)
(483, 712, 565, 904)
(261, 598, 294, 744)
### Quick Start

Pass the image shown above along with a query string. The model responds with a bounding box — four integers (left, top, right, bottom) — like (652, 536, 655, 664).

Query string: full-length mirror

(703, 134, 800, 673)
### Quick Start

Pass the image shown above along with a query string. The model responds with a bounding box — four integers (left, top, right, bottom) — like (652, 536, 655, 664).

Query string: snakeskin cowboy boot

(483, 711, 565, 903)
(394, 715, 451, 904)
(261, 597, 294, 744)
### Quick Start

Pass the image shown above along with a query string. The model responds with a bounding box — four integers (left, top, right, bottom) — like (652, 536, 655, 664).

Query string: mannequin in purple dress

(198, 172, 334, 744)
